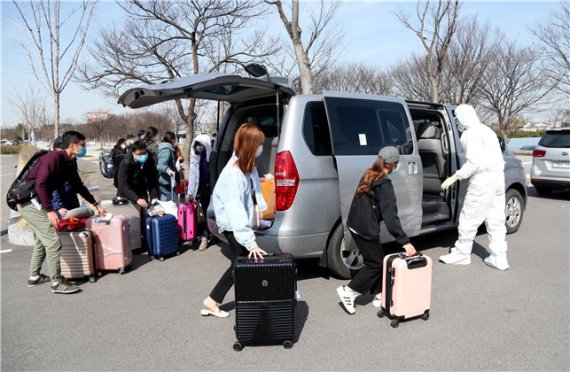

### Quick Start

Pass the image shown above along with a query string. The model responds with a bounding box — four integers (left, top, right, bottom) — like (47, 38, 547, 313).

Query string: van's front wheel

(327, 223, 364, 279)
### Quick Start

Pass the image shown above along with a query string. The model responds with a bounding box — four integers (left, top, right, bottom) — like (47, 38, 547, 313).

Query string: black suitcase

(233, 254, 296, 351)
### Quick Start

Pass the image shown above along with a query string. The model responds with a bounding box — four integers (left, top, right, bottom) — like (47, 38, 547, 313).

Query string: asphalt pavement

(1, 154, 569, 371)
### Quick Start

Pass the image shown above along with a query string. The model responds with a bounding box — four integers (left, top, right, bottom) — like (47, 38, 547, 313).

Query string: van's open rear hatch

(118, 73, 295, 108)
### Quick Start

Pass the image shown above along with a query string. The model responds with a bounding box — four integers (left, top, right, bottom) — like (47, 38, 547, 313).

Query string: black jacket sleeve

(376, 180, 410, 246)
(117, 159, 140, 204)
(69, 162, 97, 205)
(145, 158, 159, 200)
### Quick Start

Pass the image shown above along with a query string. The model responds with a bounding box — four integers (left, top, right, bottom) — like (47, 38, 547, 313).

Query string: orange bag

(260, 176, 276, 220)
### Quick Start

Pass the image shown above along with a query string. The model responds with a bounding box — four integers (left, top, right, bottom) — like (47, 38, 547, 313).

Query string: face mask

(195, 145, 205, 154)
(136, 154, 148, 164)
(120, 144, 127, 150)
(455, 118, 467, 132)
(389, 163, 400, 176)
(76, 146, 87, 158)
(256, 145, 263, 158)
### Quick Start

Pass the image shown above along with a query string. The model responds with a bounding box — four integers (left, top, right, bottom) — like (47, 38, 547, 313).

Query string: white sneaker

(372, 295, 382, 308)
(484, 255, 510, 271)
(439, 248, 471, 265)
(336, 286, 357, 314)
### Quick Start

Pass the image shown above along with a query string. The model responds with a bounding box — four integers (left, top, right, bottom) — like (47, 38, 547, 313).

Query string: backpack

(6, 150, 49, 211)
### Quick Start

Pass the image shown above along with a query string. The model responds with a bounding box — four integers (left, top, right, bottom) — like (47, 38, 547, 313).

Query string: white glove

(441, 174, 460, 191)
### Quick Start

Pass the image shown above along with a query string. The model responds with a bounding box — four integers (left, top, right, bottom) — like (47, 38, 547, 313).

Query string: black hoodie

(346, 177, 409, 246)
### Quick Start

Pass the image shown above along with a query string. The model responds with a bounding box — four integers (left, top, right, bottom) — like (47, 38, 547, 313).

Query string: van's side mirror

(498, 136, 506, 152)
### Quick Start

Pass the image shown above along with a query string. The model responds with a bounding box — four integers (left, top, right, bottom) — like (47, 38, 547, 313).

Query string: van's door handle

(408, 162, 418, 174)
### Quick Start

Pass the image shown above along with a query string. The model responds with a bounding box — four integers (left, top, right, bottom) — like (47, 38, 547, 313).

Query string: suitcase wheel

(377, 309, 385, 318)
(283, 340, 293, 349)
(391, 319, 400, 328)
(159, 256, 165, 262)
(89, 276, 97, 283)
(149, 255, 155, 261)
(118, 267, 126, 275)
(175, 251, 181, 256)
(233, 342, 243, 352)
(421, 311, 430, 321)
(97, 271, 103, 277)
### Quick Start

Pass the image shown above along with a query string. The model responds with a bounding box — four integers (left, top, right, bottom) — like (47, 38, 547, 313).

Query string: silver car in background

(531, 129, 570, 194)
(118, 72, 527, 279)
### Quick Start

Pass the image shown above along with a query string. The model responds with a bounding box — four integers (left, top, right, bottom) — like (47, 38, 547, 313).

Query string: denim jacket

(212, 154, 267, 250)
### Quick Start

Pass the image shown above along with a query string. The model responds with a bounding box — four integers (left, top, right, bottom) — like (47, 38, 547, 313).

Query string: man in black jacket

(116, 140, 159, 208)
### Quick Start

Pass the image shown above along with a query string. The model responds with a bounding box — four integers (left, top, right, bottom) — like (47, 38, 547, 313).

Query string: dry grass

(17, 144, 40, 172)
(0, 145, 21, 155)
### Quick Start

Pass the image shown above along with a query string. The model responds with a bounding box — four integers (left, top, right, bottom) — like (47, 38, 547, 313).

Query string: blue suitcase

(145, 215, 179, 261)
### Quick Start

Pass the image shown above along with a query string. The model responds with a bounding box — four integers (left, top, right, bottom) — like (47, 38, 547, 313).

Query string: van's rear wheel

(505, 189, 524, 234)
(327, 223, 364, 279)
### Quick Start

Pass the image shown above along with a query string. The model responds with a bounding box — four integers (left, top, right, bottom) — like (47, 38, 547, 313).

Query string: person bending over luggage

(116, 140, 159, 209)
(18, 131, 106, 295)
(51, 137, 80, 217)
(156, 132, 178, 202)
(188, 134, 212, 251)
(202, 123, 268, 318)
(336, 146, 417, 315)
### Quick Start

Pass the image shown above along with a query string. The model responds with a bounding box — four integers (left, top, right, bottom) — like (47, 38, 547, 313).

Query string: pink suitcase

(377, 252, 432, 328)
(87, 216, 133, 275)
(177, 202, 196, 241)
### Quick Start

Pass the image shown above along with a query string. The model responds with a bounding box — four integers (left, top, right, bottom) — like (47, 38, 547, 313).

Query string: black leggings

(347, 232, 385, 295)
(209, 232, 248, 303)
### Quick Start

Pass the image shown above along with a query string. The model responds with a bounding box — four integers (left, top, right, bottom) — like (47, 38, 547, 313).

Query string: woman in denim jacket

(201, 123, 268, 318)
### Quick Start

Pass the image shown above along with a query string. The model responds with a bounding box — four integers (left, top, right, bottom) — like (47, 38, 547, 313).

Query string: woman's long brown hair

(357, 157, 389, 197)
(233, 123, 265, 173)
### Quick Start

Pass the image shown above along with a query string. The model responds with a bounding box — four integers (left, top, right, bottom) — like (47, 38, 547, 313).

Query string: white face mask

(120, 144, 127, 150)
(255, 145, 263, 158)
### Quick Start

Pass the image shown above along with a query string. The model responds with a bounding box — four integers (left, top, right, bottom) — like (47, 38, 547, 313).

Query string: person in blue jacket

(52, 137, 81, 218)
(156, 132, 178, 202)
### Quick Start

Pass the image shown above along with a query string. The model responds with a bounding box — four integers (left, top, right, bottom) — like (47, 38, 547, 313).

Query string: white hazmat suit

(440, 104, 510, 270)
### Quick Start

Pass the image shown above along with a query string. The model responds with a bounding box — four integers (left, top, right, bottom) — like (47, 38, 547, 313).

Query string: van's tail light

(533, 149, 546, 158)
(275, 151, 299, 211)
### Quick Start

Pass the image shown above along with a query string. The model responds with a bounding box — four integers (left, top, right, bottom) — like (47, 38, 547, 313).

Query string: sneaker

(27, 274, 51, 287)
(198, 237, 209, 251)
(50, 280, 80, 294)
(372, 295, 382, 308)
(484, 255, 510, 271)
(439, 248, 471, 265)
(336, 286, 357, 314)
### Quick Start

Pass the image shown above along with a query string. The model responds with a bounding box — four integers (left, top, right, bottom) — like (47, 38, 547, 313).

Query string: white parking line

(0, 249, 13, 254)
(522, 162, 532, 165)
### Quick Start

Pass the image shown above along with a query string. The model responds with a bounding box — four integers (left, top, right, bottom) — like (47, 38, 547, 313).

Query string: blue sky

(1, 0, 559, 128)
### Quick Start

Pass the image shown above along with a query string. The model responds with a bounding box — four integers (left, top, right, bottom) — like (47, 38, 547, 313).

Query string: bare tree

(79, 0, 277, 149)
(444, 17, 500, 104)
(314, 63, 393, 95)
(9, 87, 49, 145)
(531, 1, 570, 94)
(265, 0, 342, 94)
(390, 55, 432, 101)
(480, 42, 552, 139)
(13, 0, 96, 138)
(396, 0, 461, 102)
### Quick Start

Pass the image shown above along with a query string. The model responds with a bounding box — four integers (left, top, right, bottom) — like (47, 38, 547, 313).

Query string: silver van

(119, 73, 527, 278)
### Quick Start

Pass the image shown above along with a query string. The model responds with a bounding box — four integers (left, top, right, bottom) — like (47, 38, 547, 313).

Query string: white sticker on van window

(359, 134, 367, 146)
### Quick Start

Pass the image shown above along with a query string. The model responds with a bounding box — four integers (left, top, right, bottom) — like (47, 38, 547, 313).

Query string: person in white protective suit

(439, 104, 510, 270)
(188, 134, 213, 251)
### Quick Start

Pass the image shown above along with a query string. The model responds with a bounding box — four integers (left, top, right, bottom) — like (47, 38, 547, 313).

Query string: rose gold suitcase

(59, 230, 97, 283)
(87, 216, 132, 275)
(377, 253, 432, 328)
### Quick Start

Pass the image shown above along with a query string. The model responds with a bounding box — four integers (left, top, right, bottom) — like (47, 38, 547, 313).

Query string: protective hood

(455, 104, 482, 130)
(191, 134, 212, 162)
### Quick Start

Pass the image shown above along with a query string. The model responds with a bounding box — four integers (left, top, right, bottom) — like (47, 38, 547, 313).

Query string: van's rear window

(539, 131, 570, 148)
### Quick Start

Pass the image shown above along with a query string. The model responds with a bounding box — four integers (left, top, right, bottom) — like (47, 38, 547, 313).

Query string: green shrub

(508, 131, 545, 138)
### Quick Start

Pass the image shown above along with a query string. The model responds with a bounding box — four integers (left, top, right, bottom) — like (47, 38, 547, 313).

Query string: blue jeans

(159, 185, 174, 202)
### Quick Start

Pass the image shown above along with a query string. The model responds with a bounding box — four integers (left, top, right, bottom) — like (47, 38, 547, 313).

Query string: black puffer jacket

(116, 155, 159, 203)
(346, 177, 409, 246)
